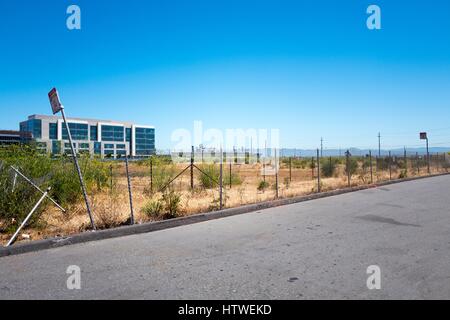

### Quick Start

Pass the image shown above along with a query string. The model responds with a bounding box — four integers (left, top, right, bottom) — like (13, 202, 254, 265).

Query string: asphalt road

(1, 175, 450, 299)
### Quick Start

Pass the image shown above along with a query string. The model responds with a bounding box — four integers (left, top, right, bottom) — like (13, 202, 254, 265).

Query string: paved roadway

(1, 175, 450, 299)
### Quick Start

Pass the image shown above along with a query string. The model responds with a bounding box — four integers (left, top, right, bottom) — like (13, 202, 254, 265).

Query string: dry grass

(1, 159, 447, 245)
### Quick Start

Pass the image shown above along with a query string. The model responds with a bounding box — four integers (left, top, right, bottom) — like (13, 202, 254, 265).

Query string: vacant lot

(1, 150, 448, 245)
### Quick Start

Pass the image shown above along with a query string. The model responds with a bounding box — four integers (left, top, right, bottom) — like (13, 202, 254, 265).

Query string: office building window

(104, 149, 114, 157)
(94, 142, 101, 155)
(79, 143, 90, 149)
(20, 119, 42, 139)
(101, 125, 124, 142)
(90, 125, 98, 141)
(49, 123, 58, 140)
(135, 127, 155, 156)
(52, 140, 61, 155)
(62, 123, 88, 141)
(116, 149, 126, 158)
(116, 144, 126, 149)
(104, 144, 114, 149)
(126, 128, 131, 142)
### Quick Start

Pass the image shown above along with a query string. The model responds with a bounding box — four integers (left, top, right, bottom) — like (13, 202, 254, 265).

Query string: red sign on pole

(48, 88, 63, 114)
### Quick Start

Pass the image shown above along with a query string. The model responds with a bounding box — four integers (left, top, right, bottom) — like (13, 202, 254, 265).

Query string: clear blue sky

(0, 0, 449, 150)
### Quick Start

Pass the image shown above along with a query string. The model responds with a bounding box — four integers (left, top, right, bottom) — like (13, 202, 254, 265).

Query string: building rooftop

(27, 114, 154, 128)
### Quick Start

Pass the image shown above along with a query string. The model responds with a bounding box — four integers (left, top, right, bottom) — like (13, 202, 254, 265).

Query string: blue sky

(0, 0, 449, 150)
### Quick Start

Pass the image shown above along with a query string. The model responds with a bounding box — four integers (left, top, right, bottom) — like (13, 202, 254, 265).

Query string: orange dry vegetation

(1, 158, 446, 245)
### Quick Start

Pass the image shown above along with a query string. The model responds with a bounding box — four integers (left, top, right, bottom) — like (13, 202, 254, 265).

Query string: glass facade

(126, 128, 131, 142)
(20, 119, 42, 139)
(62, 123, 88, 140)
(101, 125, 124, 142)
(90, 125, 98, 141)
(135, 127, 155, 156)
(49, 123, 58, 140)
(94, 142, 101, 155)
(52, 140, 61, 154)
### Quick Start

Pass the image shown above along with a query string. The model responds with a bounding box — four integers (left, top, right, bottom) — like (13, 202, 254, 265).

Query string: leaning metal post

(6, 187, 51, 247)
(125, 155, 134, 225)
(61, 108, 96, 230)
(10, 166, 65, 213)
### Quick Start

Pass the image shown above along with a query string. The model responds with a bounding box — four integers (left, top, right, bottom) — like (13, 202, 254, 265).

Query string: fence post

(229, 161, 232, 188)
(317, 149, 321, 193)
(12, 172, 17, 192)
(389, 151, 392, 180)
(369, 150, 373, 184)
(289, 157, 292, 182)
(219, 148, 223, 210)
(125, 156, 134, 225)
(190, 146, 194, 190)
(150, 156, 153, 193)
(6, 187, 51, 246)
(416, 152, 419, 175)
(346, 150, 350, 187)
(404, 148, 407, 176)
(110, 164, 113, 193)
(275, 149, 279, 198)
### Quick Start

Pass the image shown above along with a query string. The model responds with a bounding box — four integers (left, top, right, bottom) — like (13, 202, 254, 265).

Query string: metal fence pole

(369, 150, 373, 184)
(125, 156, 134, 225)
(9, 166, 65, 213)
(190, 146, 194, 190)
(426, 138, 430, 174)
(346, 150, 350, 187)
(416, 152, 420, 175)
(275, 149, 279, 198)
(61, 109, 95, 230)
(317, 149, 321, 193)
(389, 151, 392, 180)
(6, 187, 51, 246)
(229, 161, 232, 188)
(150, 156, 153, 193)
(12, 172, 17, 192)
(289, 157, 292, 182)
(404, 148, 407, 176)
(219, 148, 223, 210)
(110, 164, 113, 193)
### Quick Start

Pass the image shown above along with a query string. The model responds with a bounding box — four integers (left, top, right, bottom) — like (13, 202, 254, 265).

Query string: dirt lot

(1, 156, 447, 245)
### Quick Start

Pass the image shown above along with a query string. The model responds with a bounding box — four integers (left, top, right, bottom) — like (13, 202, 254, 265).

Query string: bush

(0, 145, 115, 233)
(345, 158, 359, 177)
(142, 190, 181, 220)
(198, 164, 242, 189)
(144, 158, 177, 194)
(198, 164, 219, 189)
(142, 199, 164, 218)
(321, 158, 338, 177)
(257, 180, 269, 191)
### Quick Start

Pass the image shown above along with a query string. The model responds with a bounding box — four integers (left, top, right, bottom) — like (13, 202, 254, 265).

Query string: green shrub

(142, 199, 164, 218)
(321, 158, 338, 177)
(198, 164, 219, 189)
(345, 158, 359, 177)
(257, 180, 269, 191)
(142, 190, 181, 220)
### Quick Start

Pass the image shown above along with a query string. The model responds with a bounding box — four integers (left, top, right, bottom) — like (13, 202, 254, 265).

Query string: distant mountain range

(279, 147, 450, 157)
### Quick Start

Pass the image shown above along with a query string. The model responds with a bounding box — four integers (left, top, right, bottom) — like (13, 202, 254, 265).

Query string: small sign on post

(48, 88, 64, 114)
(48, 88, 96, 230)
(420, 132, 427, 140)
